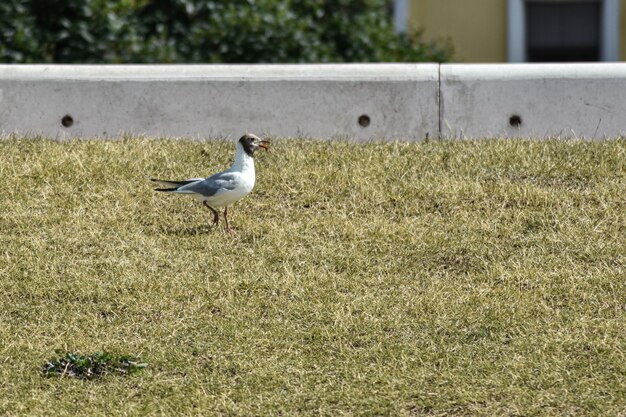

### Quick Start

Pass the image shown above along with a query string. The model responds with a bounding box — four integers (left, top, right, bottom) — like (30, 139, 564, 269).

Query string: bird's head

(239, 133, 270, 157)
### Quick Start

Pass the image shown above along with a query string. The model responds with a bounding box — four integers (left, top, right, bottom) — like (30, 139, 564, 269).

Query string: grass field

(0, 137, 624, 416)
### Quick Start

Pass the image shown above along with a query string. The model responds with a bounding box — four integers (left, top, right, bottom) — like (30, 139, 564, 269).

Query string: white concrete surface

(0, 64, 440, 140)
(2, 63, 626, 140)
(441, 63, 626, 139)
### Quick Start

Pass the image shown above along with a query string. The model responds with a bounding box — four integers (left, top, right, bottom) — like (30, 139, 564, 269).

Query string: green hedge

(0, 0, 451, 63)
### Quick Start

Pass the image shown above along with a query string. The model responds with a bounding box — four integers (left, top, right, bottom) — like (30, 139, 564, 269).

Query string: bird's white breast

(196, 141, 257, 207)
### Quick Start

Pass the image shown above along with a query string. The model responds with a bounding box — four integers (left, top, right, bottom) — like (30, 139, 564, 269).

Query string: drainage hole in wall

(509, 114, 522, 128)
(61, 115, 74, 128)
(358, 114, 370, 128)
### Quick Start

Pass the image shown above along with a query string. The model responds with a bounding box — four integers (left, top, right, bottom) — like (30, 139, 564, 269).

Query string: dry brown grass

(0, 136, 624, 416)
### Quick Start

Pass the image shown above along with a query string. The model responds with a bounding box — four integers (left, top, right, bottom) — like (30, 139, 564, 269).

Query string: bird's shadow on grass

(157, 224, 219, 236)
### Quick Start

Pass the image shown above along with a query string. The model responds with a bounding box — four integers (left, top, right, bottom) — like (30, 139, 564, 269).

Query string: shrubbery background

(0, 0, 451, 63)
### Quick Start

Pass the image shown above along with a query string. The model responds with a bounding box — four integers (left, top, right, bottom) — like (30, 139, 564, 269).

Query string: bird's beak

(259, 139, 270, 150)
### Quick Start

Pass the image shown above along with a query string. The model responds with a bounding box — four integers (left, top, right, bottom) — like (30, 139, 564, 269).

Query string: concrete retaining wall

(441, 64, 626, 139)
(0, 64, 439, 141)
(1, 63, 625, 140)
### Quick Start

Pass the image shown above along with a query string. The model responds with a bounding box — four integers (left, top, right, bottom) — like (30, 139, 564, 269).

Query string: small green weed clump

(42, 352, 147, 380)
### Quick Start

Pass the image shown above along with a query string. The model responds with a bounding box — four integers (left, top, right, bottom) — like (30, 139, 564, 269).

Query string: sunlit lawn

(0, 137, 624, 416)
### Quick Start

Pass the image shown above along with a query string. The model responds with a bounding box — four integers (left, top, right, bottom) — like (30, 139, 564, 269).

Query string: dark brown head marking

(239, 134, 269, 157)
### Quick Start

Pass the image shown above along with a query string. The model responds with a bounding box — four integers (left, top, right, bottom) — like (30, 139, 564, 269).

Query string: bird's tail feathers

(151, 178, 203, 192)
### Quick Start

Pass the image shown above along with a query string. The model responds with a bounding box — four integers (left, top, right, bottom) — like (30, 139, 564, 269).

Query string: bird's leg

(223, 206, 233, 233)
(203, 202, 219, 226)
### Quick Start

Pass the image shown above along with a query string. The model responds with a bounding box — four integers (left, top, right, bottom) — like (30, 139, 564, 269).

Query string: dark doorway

(526, 1, 601, 62)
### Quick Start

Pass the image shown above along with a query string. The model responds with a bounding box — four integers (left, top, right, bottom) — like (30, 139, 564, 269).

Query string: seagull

(151, 134, 270, 233)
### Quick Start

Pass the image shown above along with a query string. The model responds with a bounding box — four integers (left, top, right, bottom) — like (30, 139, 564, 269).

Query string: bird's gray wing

(176, 171, 238, 197)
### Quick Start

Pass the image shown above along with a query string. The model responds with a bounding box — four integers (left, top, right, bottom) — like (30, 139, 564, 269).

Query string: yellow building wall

(410, 0, 626, 62)
(409, 0, 507, 62)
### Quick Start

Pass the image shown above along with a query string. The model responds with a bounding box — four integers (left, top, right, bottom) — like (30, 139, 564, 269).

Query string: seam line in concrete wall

(437, 63, 442, 140)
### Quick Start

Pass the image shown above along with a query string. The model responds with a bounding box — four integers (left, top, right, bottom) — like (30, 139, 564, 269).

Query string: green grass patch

(43, 351, 147, 380)
(0, 136, 625, 416)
